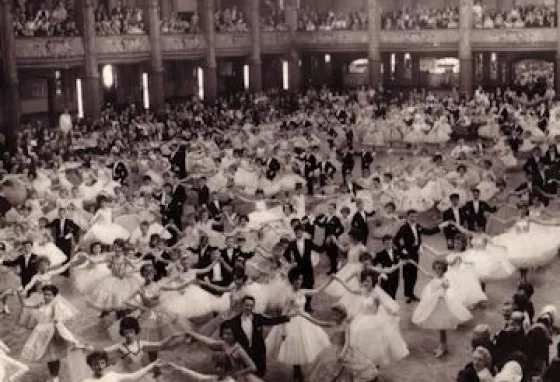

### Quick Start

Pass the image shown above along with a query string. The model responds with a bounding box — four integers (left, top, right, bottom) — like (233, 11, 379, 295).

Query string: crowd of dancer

(2, 84, 560, 382)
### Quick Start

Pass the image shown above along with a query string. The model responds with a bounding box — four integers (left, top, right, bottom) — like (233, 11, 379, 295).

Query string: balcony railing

(15, 37, 84, 66)
(12, 27, 560, 67)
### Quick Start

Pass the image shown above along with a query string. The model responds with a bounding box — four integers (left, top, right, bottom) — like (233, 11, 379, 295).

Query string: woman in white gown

(412, 259, 473, 358)
(421, 239, 488, 309)
(265, 268, 332, 382)
(83, 196, 131, 246)
(491, 202, 560, 282)
(333, 269, 409, 367)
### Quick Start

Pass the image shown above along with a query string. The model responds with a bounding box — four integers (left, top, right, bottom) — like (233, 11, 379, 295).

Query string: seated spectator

(215, 6, 248, 32)
(382, 6, 459, 30)
(297, 7, 367, 31)
(161, 12, 199, 34)
(95, 1, 146, 35)
(261, 0, 288, 31)
(13, 0, 79, 37)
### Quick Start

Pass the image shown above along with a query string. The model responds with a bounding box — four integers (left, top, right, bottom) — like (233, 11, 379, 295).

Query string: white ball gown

(266, 290, 331, 365)
(412, 276, 473, 330)
(71, 253, 112, 293)
(444, 255, 488, 308)
(0, 344, 28, 382)
(492, 218, 560, 268)
(348, 288, 409, 367)
(461, 236, 516, 281)
(83, 207, 131, 246)
(159, 270, 234, 320)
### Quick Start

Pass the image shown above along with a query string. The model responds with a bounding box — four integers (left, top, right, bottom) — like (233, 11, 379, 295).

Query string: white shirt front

(410, 223, 419, 246)
(473, 200, 480, 213)
(297, 238, 305, 255)
(241, 315, 253, 346)
(387, 248, 394, 262)
(211, 262, 222, 282)
(452, 207, 460, 223)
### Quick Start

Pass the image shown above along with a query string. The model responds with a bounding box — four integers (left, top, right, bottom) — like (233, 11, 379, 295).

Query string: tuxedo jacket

(3, 253, 39, 290)
(191, 245, 217, 279)
(316, 215, 344, 239)
(346, 182, 363, 196)
(523, 155, 541, 176)
(226, 313, 290, 375)
(264, 157, 281, 180)
(462, 200, 497, 230)
(170, 145, 187, 174)
(284, 239, 322, 286)
(170, 185, 187, 209)
(361, 151, 374, 169)
(207, 200, 223, 218)
(351, 210, 371, 239)
(373, 249, 400, 292)
(111, 161, 128, 182)
(393, 222, 440, 259)
(47, 218, 80, 253)
(442, 207, 467, 237)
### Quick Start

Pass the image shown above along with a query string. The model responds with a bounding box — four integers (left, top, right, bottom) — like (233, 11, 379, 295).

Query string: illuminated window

(102, 65, 115, 88)
(282, 60, 289, 90)
(142, 73, 150, 109)
(243, 64, 250, 90)
(197, 67, 204, 99)
(55, 70, 62, 95)
(76, 79, 84, 118)
(390, 53, 396, 77)
(325, 54, 331, 64)
(279, 0, 284, 10)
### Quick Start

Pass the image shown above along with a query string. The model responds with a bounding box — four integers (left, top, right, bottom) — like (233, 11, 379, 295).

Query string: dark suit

(264, 157, 281, 181)
(303, 153, 318, 195)
(2, 253, 39, 295)
(346, 181, 363, 197)
(169, 184, 187, 229)
(351, 210, 371, 245)
(442, 206, 467, 248)
(523, 155, 541, 176)
(316, 215, 344, 273)
(226, 313, 290, 377)
(373, 249, 400, 299)
(220, 247, 252, 285)
(170, 145, 187, 178)
(318, 160, 336, 187)
(196, 185, 210, 207)
(361, 151, 374, 172)
(47, 218, 80, 276)
(463, 200, 497, 231)
(207, 200, 223, 219)
(111, 161, 128, 185)
(515, 181, 548, 205)
(284, 238, 322, 310)
(394, 222, 440, 298)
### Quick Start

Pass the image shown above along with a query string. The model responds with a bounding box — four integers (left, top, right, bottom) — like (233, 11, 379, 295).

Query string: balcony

(262, 31, 292, 54)
(162, 34, 206, 60)
(15, 37, 84, 68)
(471, 28, 557, 51)
(96, 35, 151, 63)
(295, 30, 368, 52)
(215, 33, 252, 56)
(380, 29, 460, 51)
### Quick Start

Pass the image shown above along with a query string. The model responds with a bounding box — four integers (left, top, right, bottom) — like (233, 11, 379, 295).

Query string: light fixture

(76, 79, 84, 118)
(325, 54, 331, 63)
(102, 65, 114, 88)
(282, 60, 289, 90)
(197, 67, 204, 100)
(142, 73, 150, 109)
(243, 64, 250, 90)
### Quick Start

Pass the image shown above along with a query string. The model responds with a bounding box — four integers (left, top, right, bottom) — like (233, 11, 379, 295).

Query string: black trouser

(403, 249, 420, 298)
(325, 241, 339, 274)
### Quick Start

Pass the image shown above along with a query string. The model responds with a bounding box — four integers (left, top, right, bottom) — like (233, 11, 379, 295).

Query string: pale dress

(266, 290, 331, 365)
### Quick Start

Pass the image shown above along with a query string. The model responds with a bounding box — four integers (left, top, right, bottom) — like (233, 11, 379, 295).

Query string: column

(367, 0, 382, 89)
(554, 0, 560, 96)
(47, 71, 58, 128)
(144, 0, 165, 110)
(411, 54, 420, 88)
(394, 52, 405, 87)
(1, 0, 20, 148)
(286, 0, 300, 90)
(200, 0, 217, 101)
(482, 52, 491, 87)
(79, 0, 101, 119)
(382, 53, 391, 87)
(247, 0, 262, 93)
(459, 0, 473, 97)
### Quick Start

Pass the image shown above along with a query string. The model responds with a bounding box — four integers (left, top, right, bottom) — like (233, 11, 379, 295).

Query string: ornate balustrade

(96, 35, 151, 62)
(12, 27, 560, 68)
(162, 34, 206, 59)
(15, 37, 84, 67)
(215, 33, 252, 56)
